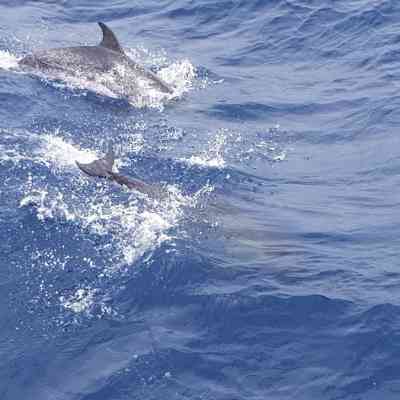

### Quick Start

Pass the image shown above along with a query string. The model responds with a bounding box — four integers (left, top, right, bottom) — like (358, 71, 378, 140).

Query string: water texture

(1, 1, 400, 399)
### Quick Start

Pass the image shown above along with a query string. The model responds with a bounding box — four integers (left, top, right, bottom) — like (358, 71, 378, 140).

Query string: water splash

(39, 134, 99, 169)
(181, 131, 227, 169)
(158, 59, 196, 97)
(17, 134, 211, 267)
(0, 50, 19, 70)
(10, 131, 214, 320)
(60, 288, 96, 314)
(178, 125, 289, 170)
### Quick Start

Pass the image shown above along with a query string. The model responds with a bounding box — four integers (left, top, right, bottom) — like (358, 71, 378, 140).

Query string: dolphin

(19, 22, 173, 97)
(76, 146, 160, 197)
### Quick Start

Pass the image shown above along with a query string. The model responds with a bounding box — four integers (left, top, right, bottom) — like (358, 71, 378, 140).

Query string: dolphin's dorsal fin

(75, 144, 116, 178)
(98, 22, 124, 53)
(104, 144, 115, 168)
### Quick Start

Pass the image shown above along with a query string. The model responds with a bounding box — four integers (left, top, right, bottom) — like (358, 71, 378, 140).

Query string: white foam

(0, 50, 19, 70)
(273, 150, 287, 161)
(183, 154, 225, 168)
(158, 59, 196, 96)
(0, 131, 99, 171)
(126, 46, 169, 68)
(60, 288, 96, 314)
(4, 128, 214, 319)
(0, 145, 31, 164)
(39, 134, 99, 169)
(17, 133, 212, 270)
(124, 59, 196, 110)
(180, 131, 227, 169)
(19, 179, 209, 270)
(124, 49, 197, 107)
(254, 138, 288, 162)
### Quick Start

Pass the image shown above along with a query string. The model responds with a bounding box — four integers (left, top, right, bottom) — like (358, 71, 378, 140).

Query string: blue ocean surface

(1, 0, 400, 399)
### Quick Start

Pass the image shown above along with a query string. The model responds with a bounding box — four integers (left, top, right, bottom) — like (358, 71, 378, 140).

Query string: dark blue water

(1, 1, 400, 399)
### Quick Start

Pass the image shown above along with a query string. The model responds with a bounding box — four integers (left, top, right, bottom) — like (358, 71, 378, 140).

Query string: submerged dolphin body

(76, 147, 160, 197)
(19, 22, 173, 98)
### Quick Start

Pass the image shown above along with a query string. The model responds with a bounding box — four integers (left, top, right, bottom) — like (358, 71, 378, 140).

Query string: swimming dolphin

(76, 146, 160, 197)
(19, 22, 173, 97)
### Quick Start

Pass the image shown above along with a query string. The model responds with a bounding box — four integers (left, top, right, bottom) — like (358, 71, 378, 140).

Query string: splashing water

(17, 134, 212, 269)
(39, 134, 99, 169)
(60, 288, 97, 315)
(181, 130, 227, 169)
(0, 50, 19, 70)
(8, 131, 214, 319)
(158, 59, 196, 97)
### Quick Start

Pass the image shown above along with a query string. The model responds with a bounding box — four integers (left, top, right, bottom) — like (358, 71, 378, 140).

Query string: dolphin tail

(98, 22, 124, 54)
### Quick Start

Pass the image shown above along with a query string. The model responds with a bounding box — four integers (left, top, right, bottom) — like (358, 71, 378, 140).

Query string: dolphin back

(19, 22, 175, 98)
(108, 171, 160, 196)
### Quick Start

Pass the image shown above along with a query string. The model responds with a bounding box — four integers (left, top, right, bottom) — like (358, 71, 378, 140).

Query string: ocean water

(1, 0, 400, 399)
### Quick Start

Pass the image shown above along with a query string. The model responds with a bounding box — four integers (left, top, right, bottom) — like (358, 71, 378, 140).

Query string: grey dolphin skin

(19, 22, 173, 96)
(76, 147, 160, 197)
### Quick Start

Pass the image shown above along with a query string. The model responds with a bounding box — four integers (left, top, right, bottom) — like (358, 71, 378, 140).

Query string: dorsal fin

(75, 144, 116, 178)
(104, 144, 115, 168)
(98, 22, 124, 53)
